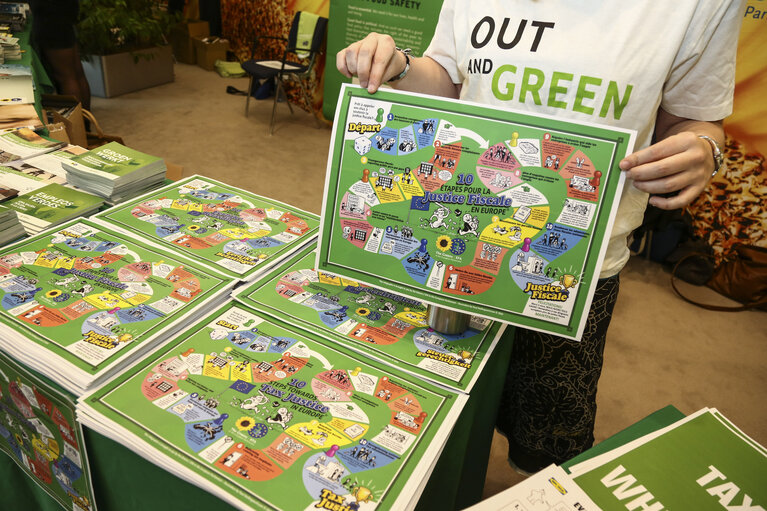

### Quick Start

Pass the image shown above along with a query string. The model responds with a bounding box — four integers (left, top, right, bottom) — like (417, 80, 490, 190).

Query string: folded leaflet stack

(62, 142, 167, 203)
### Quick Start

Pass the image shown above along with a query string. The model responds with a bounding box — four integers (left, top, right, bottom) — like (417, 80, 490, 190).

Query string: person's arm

(336, 32, 460, 99)
(619, 108, 724, 210)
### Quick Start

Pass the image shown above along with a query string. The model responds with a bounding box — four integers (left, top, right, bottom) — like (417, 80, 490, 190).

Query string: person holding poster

(337, 0, 745, 474)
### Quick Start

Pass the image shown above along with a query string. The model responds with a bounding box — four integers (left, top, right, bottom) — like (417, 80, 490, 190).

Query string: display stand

(427, 306, 471, 336)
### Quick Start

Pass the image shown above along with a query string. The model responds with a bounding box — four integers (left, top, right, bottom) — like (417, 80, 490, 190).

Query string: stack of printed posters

(61, 142, 167, 202)
(0, 127, 63, 163)
(0, 218, 236, 395)
(0, 204, 24, 244)
(3, 183, 104, 234)
(0, 352, 96, 511)
(93, 175, 321, 281)
(318, 86, 636, 341)
(77, 301, 467, 511)
(467, 409, 766, 511)
(566, 408, 766, 511)
(0, 65, 33, 103)
(233, 244, 505, 393)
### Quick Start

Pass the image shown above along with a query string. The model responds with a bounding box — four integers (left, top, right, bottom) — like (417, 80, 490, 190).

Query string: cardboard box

(45, 122, 70, 144)
(165, 162, 184, 182)
(193, 36, 229, 71)
(169, 20, 209, 64)
(41, 94, 87, 147)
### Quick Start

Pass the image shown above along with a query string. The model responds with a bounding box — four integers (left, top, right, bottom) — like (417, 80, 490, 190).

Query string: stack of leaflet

(0, 218, 236, 395)
(0, 203, 24, 244)
(62, 142, 167, 203)
(0, 2, 27, 32)
(566, 408, 766, 510)
(0, 127, 63, 162)
(0, 34, 20, 61)
(0, 65, 34, 103)
(0, 163, 65, 205)
(22, 144, 88, 175)
(2, 182, 104, 234)
(0, 161, 67, 202)
(0, 13, 23, 32)
(77, 301, 466, 510)
(231, 244, 505, 393)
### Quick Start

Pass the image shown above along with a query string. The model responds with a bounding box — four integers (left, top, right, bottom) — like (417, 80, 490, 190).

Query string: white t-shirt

(424, 0, 743, 277)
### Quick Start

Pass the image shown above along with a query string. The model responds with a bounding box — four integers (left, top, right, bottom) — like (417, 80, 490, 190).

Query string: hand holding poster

(317, 86, 635, 340)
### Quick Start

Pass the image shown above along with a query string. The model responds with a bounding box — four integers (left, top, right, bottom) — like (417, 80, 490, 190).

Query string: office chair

(241, 11, 328, 135)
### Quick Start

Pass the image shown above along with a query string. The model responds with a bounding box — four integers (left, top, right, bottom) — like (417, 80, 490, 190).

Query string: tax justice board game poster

(233, 244, 505, 393)
(78, 302, 465, 511)
(0, 352, 96, 510)
(318, 86, 635, 340)
(95, 176, 320, 281)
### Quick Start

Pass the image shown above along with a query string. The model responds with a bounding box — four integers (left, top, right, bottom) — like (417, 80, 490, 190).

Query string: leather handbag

(672, 243, 767, 311)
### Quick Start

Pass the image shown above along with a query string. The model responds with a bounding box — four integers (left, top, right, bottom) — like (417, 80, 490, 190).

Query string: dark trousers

(496, 275, 621, 471)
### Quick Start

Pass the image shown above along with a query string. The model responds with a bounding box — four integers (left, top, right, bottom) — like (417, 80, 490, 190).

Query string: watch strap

(387, 47, 411, 83)
(698, 135, 724, 177)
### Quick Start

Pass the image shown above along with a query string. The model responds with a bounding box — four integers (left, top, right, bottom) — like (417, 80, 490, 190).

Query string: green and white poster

(570, 409, 766, 511)
(234, 244, 504, 392)
(323, 0, 444, 120)
(0, 218, 234, 394)
(0, 352, 96, 511)
(94, 176, 321, 280)
(318, 85, 634, 340)
(78, 302, 466, 511)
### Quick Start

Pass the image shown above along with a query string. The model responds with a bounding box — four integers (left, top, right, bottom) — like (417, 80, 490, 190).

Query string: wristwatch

(698, 135, 724, 177)
(387, 48, 411, 83)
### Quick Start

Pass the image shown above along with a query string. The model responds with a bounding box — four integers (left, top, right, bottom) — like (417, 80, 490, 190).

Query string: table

(0, 332, 514, 510)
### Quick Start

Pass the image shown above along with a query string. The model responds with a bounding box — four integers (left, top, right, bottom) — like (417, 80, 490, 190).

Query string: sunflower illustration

(436, 235, 452, 252)
(236, 417, 255, 431)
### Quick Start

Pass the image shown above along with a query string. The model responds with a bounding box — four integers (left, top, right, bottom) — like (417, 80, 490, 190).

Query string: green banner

(323, 0, 444, 120)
